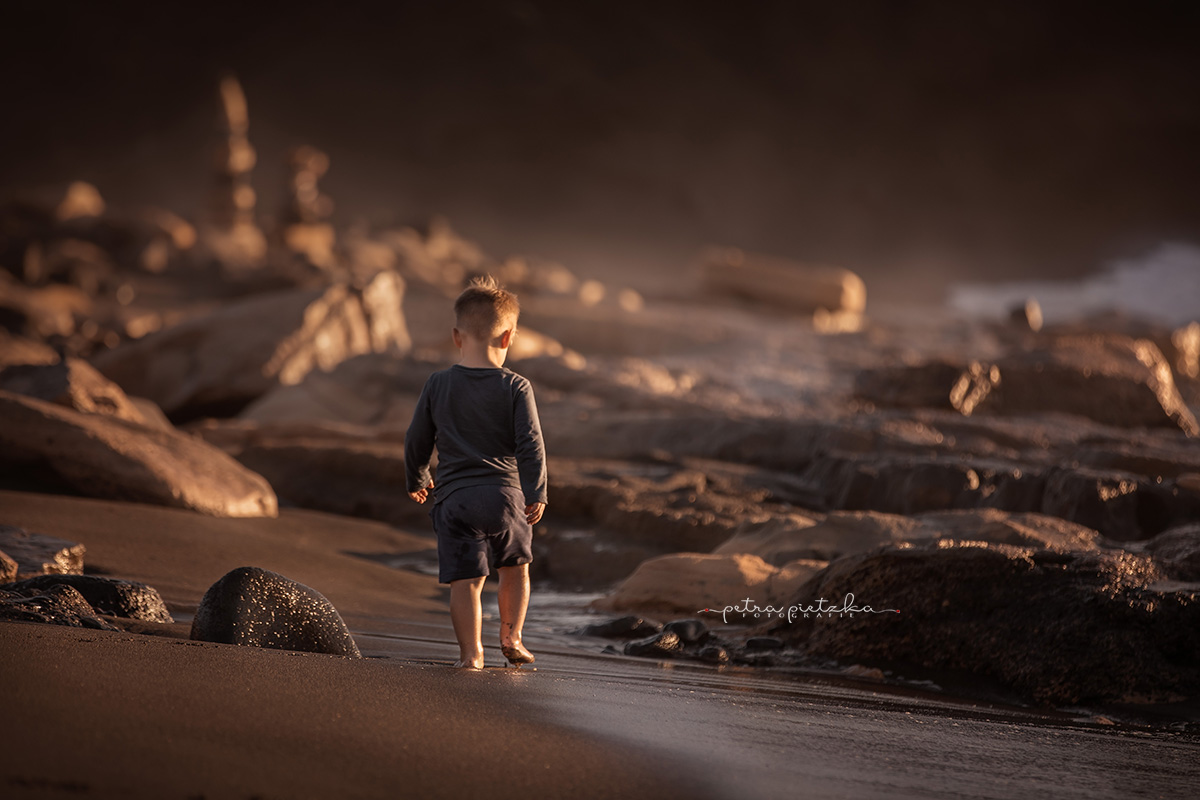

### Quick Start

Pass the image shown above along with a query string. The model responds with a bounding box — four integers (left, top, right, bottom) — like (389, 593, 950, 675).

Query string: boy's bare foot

(453, 655, 485, 669)
(500, 641, 535, 666)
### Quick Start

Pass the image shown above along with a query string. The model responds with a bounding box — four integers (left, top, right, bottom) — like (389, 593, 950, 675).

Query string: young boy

(405, 275, 547, 669)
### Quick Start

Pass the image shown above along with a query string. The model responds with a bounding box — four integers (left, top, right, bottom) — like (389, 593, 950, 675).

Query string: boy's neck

(458, 354, 504, 369)
(458, 343, 508, 369)
(454, 324, 513, 369)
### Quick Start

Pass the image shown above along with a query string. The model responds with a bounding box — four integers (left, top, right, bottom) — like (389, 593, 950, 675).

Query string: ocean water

(948, 242, 1200, 327)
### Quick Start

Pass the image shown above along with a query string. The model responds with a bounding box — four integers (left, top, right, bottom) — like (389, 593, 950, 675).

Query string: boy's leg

(449, 576, 486, 668)
(497, 563, 533, 662)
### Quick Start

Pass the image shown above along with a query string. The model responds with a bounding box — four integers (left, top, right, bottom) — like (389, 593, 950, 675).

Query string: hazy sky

(5, 1, 1199, 298)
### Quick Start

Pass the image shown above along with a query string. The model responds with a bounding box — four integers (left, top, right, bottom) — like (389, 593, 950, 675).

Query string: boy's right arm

(405, 379, 437, 502)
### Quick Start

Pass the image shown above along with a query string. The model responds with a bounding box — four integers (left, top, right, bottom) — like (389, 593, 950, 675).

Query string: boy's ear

(498, 328, 513, 349)
(452, 327, 463, 348)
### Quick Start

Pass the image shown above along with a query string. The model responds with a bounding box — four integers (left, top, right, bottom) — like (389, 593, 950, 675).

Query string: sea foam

(948, 242, 1200, 326)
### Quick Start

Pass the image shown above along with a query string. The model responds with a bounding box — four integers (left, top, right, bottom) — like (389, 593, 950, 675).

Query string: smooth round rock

(190, 566, 361, 658)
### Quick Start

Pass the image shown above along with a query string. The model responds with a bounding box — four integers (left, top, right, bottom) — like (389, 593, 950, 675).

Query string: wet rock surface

(0, 525, 86, 579)
(0, 583, 116, 630)
(190, 566, 361, 658)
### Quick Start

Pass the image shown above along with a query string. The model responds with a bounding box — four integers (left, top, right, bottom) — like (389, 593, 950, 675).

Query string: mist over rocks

(190, 566, 361, 658)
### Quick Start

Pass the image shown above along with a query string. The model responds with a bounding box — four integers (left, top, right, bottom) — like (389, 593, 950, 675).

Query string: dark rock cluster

(0, 573, 173, 630)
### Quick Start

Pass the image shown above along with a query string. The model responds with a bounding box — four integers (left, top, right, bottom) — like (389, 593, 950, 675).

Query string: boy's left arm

(513, 380, 548, 519)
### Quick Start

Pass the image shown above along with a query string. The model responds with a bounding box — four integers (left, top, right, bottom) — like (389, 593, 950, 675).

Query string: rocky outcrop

(0, 525, 85, 579)
(991, 335, 1198, 435)
(0, 357, 154, 425)
(856, 335, 1198, 436)
(2, 574, 172, 623)
(593, 552, 826, 618)
(92, 270, 412, 420)
(534, 456, 804, 589)
(770, 540, 1200, 705)
(540, 407, 1200, 544)
(190, 566, 361, 658)
(0, 391, 278, 517)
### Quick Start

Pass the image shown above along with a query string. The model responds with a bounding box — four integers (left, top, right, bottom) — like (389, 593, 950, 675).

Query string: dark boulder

(190, 566, 361, 658)
(770, 541, 1200, 706)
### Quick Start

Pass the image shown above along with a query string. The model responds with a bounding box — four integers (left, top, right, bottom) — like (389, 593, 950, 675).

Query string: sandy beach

(4, 488, 1200, 799)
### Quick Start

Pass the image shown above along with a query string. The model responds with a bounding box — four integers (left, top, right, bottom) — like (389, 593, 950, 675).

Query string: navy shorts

(431, 485, 533, 584)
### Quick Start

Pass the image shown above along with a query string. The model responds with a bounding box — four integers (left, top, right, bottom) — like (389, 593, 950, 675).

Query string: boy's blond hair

(454, 274, 520, 338)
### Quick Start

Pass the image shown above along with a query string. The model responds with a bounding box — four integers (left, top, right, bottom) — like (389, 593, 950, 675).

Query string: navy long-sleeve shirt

(405, 365, 548, 506)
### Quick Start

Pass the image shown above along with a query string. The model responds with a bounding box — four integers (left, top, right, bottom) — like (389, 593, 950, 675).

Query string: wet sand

(3, 489, 1200, 799)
